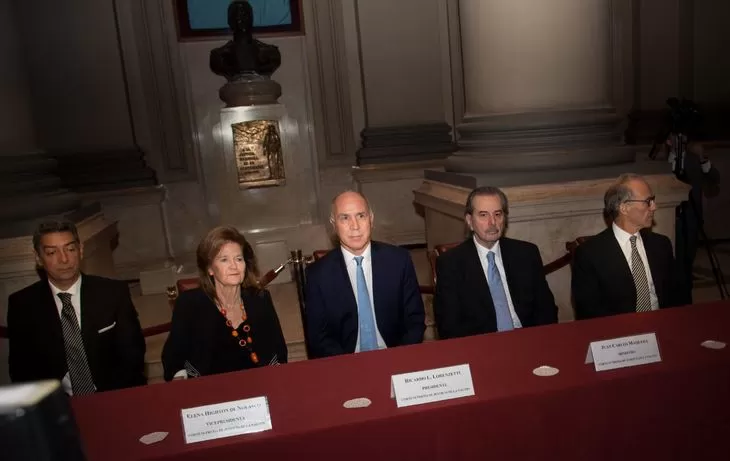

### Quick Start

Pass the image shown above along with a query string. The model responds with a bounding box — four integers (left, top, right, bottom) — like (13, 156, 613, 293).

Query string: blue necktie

(354, 256, 378, 351)
(487, 252, 514, 331)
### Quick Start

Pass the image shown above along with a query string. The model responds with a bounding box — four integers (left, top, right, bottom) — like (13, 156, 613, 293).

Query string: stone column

(461, 0, 610, 117)
(415, 0, 688, 322)
(440, 0, 651, 185)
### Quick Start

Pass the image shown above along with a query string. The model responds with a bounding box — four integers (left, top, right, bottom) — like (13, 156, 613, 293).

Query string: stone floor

(137, 243, 730, 383)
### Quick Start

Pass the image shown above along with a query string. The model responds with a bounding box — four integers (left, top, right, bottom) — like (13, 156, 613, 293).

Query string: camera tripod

(671, 134, 728, 300)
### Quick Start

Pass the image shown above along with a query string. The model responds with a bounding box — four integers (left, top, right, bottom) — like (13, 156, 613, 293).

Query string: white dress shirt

(473, 237, 523, 328)
(612, 223, 660, 311)
(341, 244, 387, 351)
(49, 276, 92, 395)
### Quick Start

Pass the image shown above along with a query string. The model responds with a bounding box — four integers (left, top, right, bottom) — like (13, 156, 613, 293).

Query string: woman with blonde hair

(162, 226, 287, 380)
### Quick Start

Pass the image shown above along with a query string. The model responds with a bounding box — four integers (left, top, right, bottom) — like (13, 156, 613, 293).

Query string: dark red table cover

(71, 301, 730, 461)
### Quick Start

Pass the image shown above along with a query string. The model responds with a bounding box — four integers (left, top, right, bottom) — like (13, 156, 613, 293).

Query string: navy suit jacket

(304, 241, 425, 358)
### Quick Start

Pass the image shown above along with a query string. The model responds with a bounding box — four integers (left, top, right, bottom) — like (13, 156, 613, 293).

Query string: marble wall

(13, 0, 135, 151)
(2, 0, 729, 276)
(179, 35, 331, 257)
(460, 0, 612, 115)
(0, 0, 35, 153)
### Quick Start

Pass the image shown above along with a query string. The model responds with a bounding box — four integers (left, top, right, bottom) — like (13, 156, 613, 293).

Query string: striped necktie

(58, 293, 96, 395)
(630, 236, 652, 312)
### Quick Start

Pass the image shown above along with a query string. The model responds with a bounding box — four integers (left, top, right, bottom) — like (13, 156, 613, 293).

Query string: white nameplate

(181, 396, 272, 444)
(390, 364, 474, 408)
(585, 333, 661, 372)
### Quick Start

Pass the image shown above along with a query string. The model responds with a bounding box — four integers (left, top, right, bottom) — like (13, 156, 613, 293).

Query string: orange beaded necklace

(217, 300, 259, 364)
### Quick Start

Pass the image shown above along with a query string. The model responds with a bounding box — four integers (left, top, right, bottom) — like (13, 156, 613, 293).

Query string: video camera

(666, 97, 701, 137)
(649, 97, 702, 171)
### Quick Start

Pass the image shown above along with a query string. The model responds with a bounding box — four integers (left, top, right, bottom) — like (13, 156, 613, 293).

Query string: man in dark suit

(7, 220, 146, 395)
(572, 174, 683, 319)
(304, 191, 425, 358)
(434, 186, 557, 339)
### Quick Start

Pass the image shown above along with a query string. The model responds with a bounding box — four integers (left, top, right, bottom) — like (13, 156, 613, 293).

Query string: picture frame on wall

(175, 0, 303, 40)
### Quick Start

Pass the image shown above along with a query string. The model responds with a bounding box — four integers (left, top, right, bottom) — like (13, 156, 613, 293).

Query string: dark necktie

(57, 292, 96, 395)
(630, 236, 652, 312)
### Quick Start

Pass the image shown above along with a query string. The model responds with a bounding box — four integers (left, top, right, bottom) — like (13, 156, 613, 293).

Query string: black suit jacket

(7, 274, 146, 392)
(161, 287, 287, 381)
(572, 227, 683, 319)
(434, 237, 558, 339)
(304, 242, 425, 358)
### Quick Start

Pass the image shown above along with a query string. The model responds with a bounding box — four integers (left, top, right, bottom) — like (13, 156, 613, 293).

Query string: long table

(71, 301, 730, 460)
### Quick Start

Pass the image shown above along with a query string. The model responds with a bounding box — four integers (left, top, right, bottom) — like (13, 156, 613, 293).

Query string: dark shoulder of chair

(434, 243, 458, 256)
(565, 236, 591, 255)
(427, 236, 593, 285)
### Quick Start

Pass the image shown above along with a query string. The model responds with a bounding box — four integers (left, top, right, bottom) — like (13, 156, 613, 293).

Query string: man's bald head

(330, 191, 374, 256)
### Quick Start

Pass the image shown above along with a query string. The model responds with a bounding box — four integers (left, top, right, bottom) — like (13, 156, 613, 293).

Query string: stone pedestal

(80, 185, 171, 282)
(0, 208, 118, 385)
(219, 79, 282, 107)
(414, 172, 690, 323)
(0, 154, 81, 238)
(353, 160, 444, 245)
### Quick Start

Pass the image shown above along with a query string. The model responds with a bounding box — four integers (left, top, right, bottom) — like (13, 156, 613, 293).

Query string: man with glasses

(572, 174, 683, 319)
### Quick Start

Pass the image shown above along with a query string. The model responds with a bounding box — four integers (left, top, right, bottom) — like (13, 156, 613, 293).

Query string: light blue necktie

(354, 256, 378, 351)
(487, 251, 514, 331)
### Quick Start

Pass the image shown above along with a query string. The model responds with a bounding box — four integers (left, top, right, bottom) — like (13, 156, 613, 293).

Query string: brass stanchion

(290, 249, 311, 358)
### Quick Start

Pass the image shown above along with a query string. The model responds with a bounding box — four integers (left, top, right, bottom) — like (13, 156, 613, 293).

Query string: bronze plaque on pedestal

(232, 120, 286, 188)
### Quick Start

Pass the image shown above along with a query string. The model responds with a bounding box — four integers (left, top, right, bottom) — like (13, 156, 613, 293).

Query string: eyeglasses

(624, 196, 656, 206)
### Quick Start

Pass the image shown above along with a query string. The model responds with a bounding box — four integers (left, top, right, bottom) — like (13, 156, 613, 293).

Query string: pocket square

(97, 322, 117, 333)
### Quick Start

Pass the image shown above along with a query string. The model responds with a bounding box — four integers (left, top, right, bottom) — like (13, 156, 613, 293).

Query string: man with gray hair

(434, 186, 557, 339)
(572, 174, 683, 319)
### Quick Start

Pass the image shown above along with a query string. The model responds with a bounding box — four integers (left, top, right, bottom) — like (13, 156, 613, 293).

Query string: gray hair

(464, 186, 509, 216)
(32, 220, 80, 253)
(604, 173, 644, 221)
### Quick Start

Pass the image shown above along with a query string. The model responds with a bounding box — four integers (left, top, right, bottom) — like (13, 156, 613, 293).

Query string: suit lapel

(370, 242, 386, 328)
(466, 239, 497, 316)
(601, 228, 637, 303)
(335, 248, 358, 319)
(79, 275, 98, 367)
(641, 230, 664, 298)
(39, 281, 65, 351)
(499, 239, 524, 322)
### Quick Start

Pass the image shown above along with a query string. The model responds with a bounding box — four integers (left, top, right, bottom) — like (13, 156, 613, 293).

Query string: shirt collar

(341, 242, 372, 264)
(473, 235, 502, 261)
(612, 222, 642, 247)
(48, 274, 82, 298)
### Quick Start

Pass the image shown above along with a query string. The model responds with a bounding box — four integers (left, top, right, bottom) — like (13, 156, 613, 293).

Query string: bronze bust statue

(209, 0, 282, 81)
